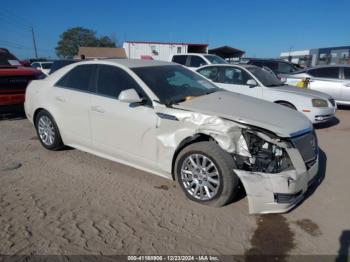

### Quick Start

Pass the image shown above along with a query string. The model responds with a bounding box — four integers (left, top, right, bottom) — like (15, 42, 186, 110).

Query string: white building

(123, 41, 208, 61)
(280, 49, 311, 65)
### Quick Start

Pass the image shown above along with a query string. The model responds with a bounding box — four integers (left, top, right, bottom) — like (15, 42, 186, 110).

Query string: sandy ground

(0, 108, 350, 257)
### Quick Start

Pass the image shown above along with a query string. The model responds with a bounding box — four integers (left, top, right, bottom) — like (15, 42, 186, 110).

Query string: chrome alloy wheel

(180, 154, 220, 201)
(38, 115, 55, 146)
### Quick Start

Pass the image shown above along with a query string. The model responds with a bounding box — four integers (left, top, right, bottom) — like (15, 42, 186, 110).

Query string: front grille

(292, 131, 318, 163)
(329, 98, 335, 107)
(0, 75, 36, 92)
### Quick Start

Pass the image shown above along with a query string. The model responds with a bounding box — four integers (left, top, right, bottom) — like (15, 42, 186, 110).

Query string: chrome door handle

(344, 83, 350, 87)
(55, 96, 65, 102)
(91, 106, 105, 113)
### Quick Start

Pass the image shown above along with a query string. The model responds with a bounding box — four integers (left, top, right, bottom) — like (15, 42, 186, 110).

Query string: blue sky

(1, 0, 349, 59)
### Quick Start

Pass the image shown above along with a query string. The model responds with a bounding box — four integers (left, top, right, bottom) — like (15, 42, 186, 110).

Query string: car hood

(173, 91, 312, 138)
(269, 85, 331, 100)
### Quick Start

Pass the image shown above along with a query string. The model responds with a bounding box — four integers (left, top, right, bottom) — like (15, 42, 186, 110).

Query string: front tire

(35, 110, 64, 150)
(175, 141, 239, 207)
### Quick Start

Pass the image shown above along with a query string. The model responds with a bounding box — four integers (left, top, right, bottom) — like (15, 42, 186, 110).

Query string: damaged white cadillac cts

(25, 59, 320, 214)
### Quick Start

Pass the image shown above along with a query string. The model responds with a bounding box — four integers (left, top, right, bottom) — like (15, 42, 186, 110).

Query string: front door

(89, 64, 158, 167)
(217, 66, 263, 99)
(307, 67, 342, 100)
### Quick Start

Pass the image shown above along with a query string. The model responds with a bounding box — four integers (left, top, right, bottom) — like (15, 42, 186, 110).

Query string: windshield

(204, 55, 227, 64)
(41, 63, 52, 69)
(132, 65, 220, 105)
(246, 66, 283, 87)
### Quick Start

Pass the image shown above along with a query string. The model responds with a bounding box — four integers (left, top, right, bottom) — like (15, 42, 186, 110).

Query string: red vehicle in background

(0, 48, 41, 110)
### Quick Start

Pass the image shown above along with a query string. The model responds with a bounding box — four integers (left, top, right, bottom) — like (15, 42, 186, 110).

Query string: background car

(197, 64, 337, 123)
(283, 65, 350, 105)
(49, 60, 79, 74)
(24, 59, 319, 214)
(0, 48, 42, 110)
(240, 58, 300, 78)
(31, 61, 53, 75)
(170, 53, 227, 70)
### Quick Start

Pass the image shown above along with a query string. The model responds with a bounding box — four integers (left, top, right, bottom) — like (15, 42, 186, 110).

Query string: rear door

(307, 67, 342, 100)
(52, 64, 96, 146)
(341, 67, 350, 102)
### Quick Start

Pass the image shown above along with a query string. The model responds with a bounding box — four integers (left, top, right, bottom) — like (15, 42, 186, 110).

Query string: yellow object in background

(296, 78, 310, 89)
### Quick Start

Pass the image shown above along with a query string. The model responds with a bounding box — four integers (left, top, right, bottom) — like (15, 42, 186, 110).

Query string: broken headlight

(234, 131, 293, 173)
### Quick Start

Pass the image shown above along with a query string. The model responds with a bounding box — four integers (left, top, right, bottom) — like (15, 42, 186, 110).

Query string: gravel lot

(0, 107, 350, 258)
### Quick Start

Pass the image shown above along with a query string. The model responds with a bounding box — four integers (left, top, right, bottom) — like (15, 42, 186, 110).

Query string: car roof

(308, 64, 350, 69)
(99, 58, 175, 68)
(172, 53, 213, 56)
(243, 58, 287, 62)
(197, 64, 258, 70)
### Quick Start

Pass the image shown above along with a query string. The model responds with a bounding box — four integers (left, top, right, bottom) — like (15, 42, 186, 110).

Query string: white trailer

(123, 41, 208, 61)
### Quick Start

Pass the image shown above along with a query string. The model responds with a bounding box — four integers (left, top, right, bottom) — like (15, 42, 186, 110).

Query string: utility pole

(31, 26, 38, 59)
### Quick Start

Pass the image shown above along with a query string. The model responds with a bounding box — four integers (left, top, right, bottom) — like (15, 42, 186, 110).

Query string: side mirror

(118, 89, 143, 103)
(246, 79, 258, 87)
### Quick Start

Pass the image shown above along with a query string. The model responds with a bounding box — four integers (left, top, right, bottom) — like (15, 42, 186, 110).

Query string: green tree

(97, 36, 117, 47)
(55, 27, 116, 58)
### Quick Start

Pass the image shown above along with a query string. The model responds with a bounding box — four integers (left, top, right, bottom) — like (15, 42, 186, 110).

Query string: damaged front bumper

(235, 147, 319, 214)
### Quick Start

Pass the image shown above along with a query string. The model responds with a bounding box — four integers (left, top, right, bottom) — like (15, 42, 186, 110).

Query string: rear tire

(175, 141, 239, 207)
(35, 110, 64, 150)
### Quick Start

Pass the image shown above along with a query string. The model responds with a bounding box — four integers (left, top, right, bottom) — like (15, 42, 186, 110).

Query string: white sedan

(25, 59, 319, 214)
(283, 65, 350, 105)
(197, 64, 337, 124)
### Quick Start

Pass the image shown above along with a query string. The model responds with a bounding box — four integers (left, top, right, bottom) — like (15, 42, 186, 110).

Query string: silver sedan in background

(283, 65, 350, 105)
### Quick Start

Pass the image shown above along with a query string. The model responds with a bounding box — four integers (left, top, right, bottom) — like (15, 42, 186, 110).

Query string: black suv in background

(240, 58, 300, 77)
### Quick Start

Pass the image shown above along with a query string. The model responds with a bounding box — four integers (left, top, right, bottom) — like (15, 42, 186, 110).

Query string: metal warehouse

(123, 41, 208, 61)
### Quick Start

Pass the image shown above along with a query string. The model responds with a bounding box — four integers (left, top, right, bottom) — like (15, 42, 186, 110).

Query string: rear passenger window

(96, 65, 143, 98)
(189, 56, 207, 68)
(344, 68, 350, 79)
(308, 67, 339, 79)
(56, 64, 96, 92)
(172, 55, 187, 65)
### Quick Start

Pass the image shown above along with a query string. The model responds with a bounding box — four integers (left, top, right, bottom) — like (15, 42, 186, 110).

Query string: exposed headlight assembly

(312, 99, 328, 107)
(234, 130, 293, 173)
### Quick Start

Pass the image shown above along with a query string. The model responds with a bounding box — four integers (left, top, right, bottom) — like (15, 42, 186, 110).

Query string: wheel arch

(274, 100, 297, 109)
(171, 133, 214, 180)
(33, 108, 65, 143)
(33, 107, 45, 123)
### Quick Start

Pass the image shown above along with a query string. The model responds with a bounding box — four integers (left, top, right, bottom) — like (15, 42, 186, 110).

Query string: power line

(0, 8, 54, 58)
(0, 40, 53, 54)
(0, 24, 31, 36)
(0, 15, 31, 32)
(0, 8, 32, 27)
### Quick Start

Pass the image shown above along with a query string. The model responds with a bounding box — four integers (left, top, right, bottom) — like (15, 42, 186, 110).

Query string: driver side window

(96, 65, 147, 101)
(197, 67, 219, 82)
(221, 67, 253, 85)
